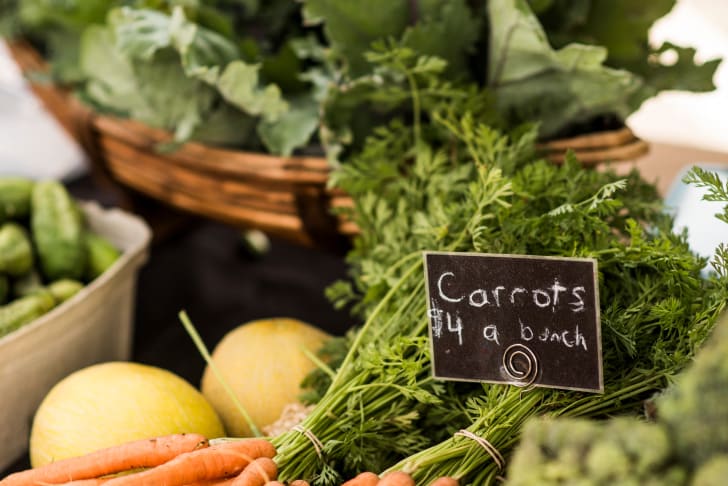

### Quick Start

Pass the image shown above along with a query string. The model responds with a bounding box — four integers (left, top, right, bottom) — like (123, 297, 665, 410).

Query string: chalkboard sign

(424, 251, 603, 393)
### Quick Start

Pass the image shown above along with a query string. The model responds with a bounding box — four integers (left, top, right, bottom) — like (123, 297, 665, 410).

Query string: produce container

(0, 201, 152, 470)
(6, 39, 648, 251)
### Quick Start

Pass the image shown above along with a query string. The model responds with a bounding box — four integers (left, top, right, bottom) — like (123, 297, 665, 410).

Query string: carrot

(342, 471, 379, 486)
(428, 478, 459, 486)
(230, 457, 277, 486)
(263, 482, 286, 486)
(185, 479, 236, 486)
(377, 471, 415, 486)
(186, 480, 235, 486)
(289, 481, 310, 486)
(0, 433, 208, 486)
(55, 480, 109, 486)
(102, 438, 275, 486)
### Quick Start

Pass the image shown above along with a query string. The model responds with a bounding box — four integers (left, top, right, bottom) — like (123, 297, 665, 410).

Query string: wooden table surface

(612, 141, 728, 196)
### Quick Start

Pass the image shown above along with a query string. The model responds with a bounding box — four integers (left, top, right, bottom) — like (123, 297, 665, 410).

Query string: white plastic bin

(0, 201, 152, 470)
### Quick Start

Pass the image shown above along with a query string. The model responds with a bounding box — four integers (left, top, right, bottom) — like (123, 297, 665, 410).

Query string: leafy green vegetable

(216, 60, 287, 121)
(9, 0, 119, 82)
(0, 0, 21, 37)
(301, 0, 481, 78)
(488, 0, 644, 138)
(273, 67, 727, 483)
(257, 97, 320, 157)
(318, 42, 497, 163)
(5, 0, 721, 154)
(531, 0, 674, 68)
(79, 6, 299, 149)
(80, 19, 223, 143)
(528, 0, 721, 129)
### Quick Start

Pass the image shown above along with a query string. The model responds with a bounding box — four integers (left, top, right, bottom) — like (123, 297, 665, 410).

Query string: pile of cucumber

(0, 178, 121, 339)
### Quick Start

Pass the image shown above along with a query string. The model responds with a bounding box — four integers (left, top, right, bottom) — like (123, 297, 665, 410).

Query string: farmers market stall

(2, 1, 728, 485)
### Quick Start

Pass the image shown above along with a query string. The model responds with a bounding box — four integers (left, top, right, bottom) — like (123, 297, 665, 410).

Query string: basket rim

(92, 115, 332, 185)
(6, 37, 652, 250)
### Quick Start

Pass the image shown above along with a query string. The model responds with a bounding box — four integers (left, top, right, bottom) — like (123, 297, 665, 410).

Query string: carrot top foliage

(272, 45, 728, 486)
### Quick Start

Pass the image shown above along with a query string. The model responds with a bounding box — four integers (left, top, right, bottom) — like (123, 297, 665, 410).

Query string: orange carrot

(102, 438, 275, 486)
(185, 479, 236, 486)
(262, 482, 286, 486)
(289, 481, 310, 486)
(186, 480, 236, 486)
(56, 480, 109, 486)
(428, 478, 459, 486)
(342, 471, 380, 486)
(0, 433, 208, 486)
(377, 471, 415, 486)
(230, 457, 277, 486)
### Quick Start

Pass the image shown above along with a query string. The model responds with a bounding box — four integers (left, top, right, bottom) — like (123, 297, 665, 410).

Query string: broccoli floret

(585, 440, 630, 481)
(657, 311, 728, 468)
(690, 455, 728, 486)
(609, 418, 672, 476)
(506, 417, 676, 486)
(505, 312, 728, 486)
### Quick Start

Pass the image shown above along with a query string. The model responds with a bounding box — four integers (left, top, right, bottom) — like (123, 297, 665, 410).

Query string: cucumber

(31, 181, 86, 281)
(0, 291, 55, 338)
(47, 279, 84, 304)
(12, 270, 44, 299)
(0, 275, 8, 304)
(0, 177, 34, 222)
(85, 232, 121, 280)
(0, 222, 34, 277)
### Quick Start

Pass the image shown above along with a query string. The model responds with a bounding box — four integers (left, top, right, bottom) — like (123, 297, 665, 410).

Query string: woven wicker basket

(6, 39, 354, 249)
(87, 116, 356, 249)
(7, 39, 649, 250)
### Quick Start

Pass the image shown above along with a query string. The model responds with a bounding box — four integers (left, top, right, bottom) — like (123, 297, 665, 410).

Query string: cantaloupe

(29, 361, 225, 467)
(201, 318, 331, 437)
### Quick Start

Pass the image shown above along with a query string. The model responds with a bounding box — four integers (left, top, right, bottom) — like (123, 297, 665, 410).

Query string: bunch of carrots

(0, 434, 459, 486)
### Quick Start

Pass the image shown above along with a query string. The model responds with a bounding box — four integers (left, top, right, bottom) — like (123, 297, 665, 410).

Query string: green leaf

(257, 97, 320, 156)
(636, 42, 720, 94)
(216, 60, 288, 122)
(534, 0, 674, 69)
(531, 0, 721, 114)
(487, 0, 642, 138)
(80, 24, 145, 115)
(301, 0, 410, 76)
(110, 7, 172, 61)
(400, 0, 481, 78)
(132, 50, 218, 141)
(301, 0, 480, 78)
(167, 6, 238, 82)
(18, 0, 115, 32)
(81, 21, 219, 143)
(191, 103, 258, 148)
(111, 6, 238, 82)
(261, 41, 308, 93)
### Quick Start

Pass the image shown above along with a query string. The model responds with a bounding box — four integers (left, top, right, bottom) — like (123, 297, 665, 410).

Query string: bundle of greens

(269, 43, 728, 484)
